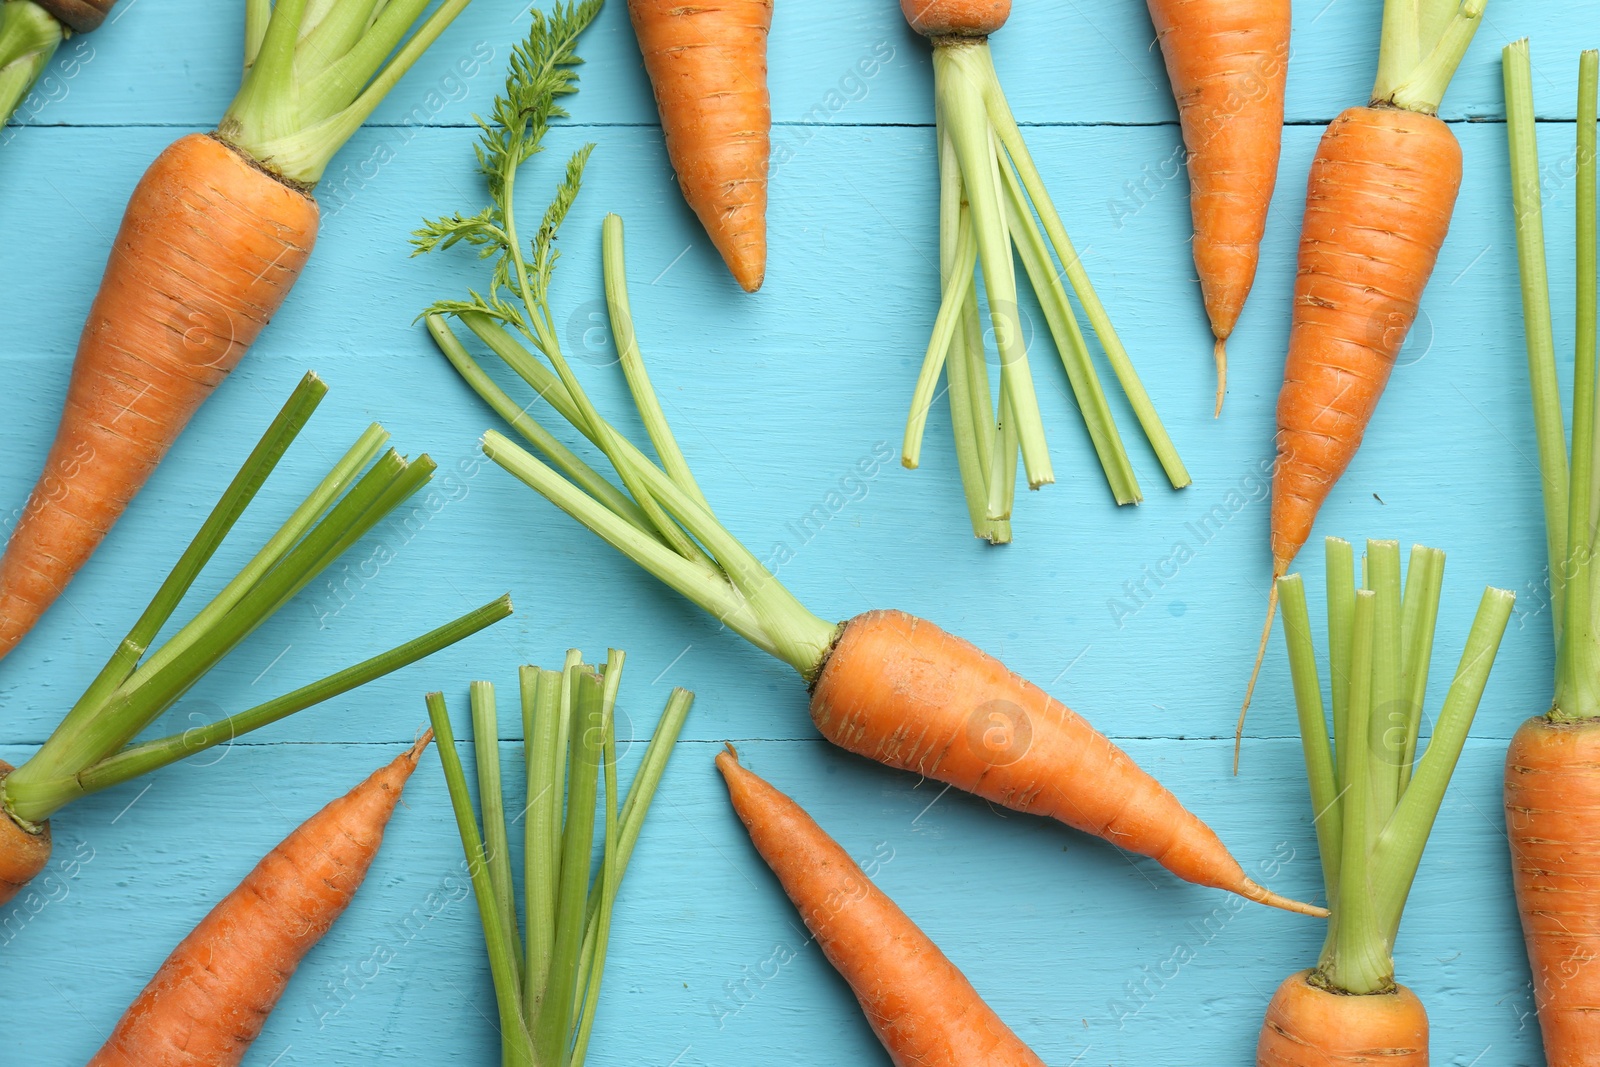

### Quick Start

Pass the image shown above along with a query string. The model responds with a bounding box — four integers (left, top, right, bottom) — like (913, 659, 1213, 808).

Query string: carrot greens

(1373, 0, 1486, 114)
(1278, 538, 1511, 993)
(0, 1, 60, 132)
(0, 372, 511, 826)
(427, 655, 693, 1067)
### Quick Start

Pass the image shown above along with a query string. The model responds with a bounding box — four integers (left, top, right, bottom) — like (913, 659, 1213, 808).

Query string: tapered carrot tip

(1240, 878, 1328, 919)
(0, 761, 51, 907)
(1213, 336, 1227, 418)
(1236, 561, 1289, 774)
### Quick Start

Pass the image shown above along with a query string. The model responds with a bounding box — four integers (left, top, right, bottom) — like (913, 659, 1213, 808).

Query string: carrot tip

(1235, 581, 1281, 775)
(1212, 336, 1227, 419)
(407, 728, 436, 761)
(1240, 878, 1329, 919)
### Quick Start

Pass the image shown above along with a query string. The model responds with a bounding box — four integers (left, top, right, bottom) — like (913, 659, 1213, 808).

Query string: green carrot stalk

(427, 654, 693, 1067)
(896, 11, 1189, 542)
(0, 374, 510, 902)
(0, 1, 60, 133)
(1277, 539, 1512, 995)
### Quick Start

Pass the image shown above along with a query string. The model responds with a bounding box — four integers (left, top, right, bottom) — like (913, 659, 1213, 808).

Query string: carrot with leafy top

(1237, 0, 1485, 762)
(718, 744, 1046, 1067)
(0, 0, 480, 659)
(87, 735, 431, 1066)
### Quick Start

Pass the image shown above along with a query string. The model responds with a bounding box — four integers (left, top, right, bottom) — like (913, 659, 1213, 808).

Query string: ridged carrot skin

(1256, 970, 1428, 1066)
(627, 0, 771, 292)
(0, 760, 50, 907)
(717, 746, 1046, 1067)
(0, 132, 318, 659)
(1506, 716, 1600, 1066)
(810, 609, 1322, 916)
(86, 736, 426, 1066)
(1271, 106, 1461, 573)
(900, 0, 1010, 38)
(1148, 0, 1290, 409)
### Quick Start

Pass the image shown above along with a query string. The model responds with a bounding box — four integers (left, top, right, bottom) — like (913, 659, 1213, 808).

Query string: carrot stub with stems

(899, 0, 1189, 543)
(1502, 40, 1600, 1067)
(1237, 0, 1486, 764)
(87, 735, 433, 1066)
(1257, 537, 1512, 1065)
(718, 744, 1046, 1067)
(0, 0, 480, 660)
(0, 373, 510, 905)
(409, 32, 1320, 917)
(427, 653, 693, 1067)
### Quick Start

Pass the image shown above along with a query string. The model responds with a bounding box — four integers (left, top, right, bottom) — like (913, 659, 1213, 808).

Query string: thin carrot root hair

(1237, 577, 1282, 773)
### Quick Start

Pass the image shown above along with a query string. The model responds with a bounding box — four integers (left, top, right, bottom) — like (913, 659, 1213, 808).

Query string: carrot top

(1372, 0, 1485, 114)
(1507, 41, 1600, 722)
(426, 654, 693, 1067)
(1278, 538, 1511, 993)
(218, 0, 476, 185)
(0, 373, 510, 827)
(0, 1, 62, 131)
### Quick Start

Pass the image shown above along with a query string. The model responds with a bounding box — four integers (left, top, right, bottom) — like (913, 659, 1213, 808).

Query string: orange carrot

(627, 0, 772, 292)
(0, 760, 50, 907)
(1147, 0, 1290, 415)
(86, 735, 430, 1066)
(0, 134, 317, 659)
(1256, 970, 1427, 1067)
(1237, 0, 1483, 751)
(717, 745, 1046, 1067)
(0, 0, 479, 659)
(900, 0, 1010, 37)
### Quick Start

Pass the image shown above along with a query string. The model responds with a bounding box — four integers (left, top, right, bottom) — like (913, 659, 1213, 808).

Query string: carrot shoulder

(86, 735, 429, 1067)
(0, 133, 316, 659)
(717, 745, 1045, 1067)
(627, 0, 772, 292)
(1148, 0, 1289, 412)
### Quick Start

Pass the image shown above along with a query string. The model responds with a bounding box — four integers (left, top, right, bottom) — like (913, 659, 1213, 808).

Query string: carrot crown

(217, 0, 476, 185)
(1278, 538, 1512, 994)
(426, 657, 693, 1067)
(0, 1, 63, 132)
(1372, 0, 1485, 114)
(0, 373, 510, 827)
(413, 5, 838, 680)
(902, 30, 1188, 542)
(1506, 42, 1600, 722)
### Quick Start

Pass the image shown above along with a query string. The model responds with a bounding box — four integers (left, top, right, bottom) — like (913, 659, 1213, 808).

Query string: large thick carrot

(0, 377, 508, 908)
(627, 0, 771, 292)
(717, 745, 1045, 1067)
(418, 128, 1321, 917)
(1503, 42, 1600, 1066)
(1261, 540, 1511, 1066)
(1237, 0, 1483, 756)
(86, 735, 429, 1066)
(1147, 0, 1290, 414)
(0, 0, 481, 661)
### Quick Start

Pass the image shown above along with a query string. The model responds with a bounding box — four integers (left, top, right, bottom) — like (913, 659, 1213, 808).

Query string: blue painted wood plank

(3, 0, 1595, 136)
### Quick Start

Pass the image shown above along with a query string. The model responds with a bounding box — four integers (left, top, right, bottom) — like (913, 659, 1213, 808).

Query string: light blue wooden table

(0, 1, 1588, 1062)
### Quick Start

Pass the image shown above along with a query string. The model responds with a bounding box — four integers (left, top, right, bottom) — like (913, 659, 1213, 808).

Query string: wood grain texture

(0, 0, 1587, 1063)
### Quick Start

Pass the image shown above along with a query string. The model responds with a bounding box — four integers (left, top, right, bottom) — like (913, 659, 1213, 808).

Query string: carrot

(86, 734, 430, 1066)
(900, 0, 1189, 542)
(627, 0, 772, 292)
(416, 109, 1321, 918)
(0, 376, 509, 908)
(0, 1, 117, 138)
(1503, 42, 1600, 1066)
(1237, 0, 1484, 761)
(1147, 0, 1290, 415)
(0, 0, 480, 660)
(1257, 970, 1427, 1066)
(717, 744, 1046, 1067)
(1262, 539, 1512, 1066)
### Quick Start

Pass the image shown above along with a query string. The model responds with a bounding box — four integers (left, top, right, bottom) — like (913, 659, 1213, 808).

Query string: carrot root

(0, 760, 51, 907)
(1506, 714, 1600, 1065)
(717, 744, 1046, 1067)
(1257, 970, 1427, 1066)
(0, 132, 318, 660)
(902, 0, 1011, 38)
(1237, 576, 1283, 772)
(812, 608, 1322, 915)
(87, 736, 428, 1066)
(1214, 336, 1227, 418)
